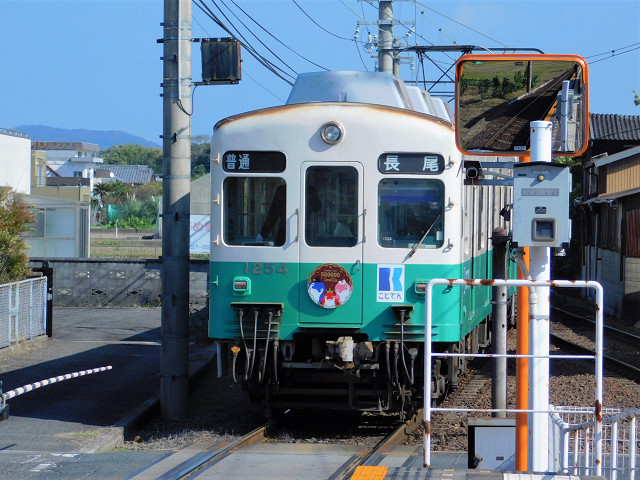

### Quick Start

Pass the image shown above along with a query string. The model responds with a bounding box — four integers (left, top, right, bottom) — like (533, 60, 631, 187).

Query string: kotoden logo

(377, 264, 404, 302)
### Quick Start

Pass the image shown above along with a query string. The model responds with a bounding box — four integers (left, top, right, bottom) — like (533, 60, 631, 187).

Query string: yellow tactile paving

(350, 465, 389, 480)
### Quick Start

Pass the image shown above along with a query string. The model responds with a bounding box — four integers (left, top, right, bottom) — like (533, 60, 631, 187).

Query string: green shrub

(0, 187, 35, 284)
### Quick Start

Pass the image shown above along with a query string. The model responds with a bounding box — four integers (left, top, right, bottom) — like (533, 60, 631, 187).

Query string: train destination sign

(377, 153, 445, 174)
(223, 151, 286, 172)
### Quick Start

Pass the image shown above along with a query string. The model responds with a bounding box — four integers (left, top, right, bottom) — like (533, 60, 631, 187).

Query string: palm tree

(93, 182, 112, 202)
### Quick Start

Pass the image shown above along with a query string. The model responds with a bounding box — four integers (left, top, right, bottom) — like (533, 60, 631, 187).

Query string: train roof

(285, 71, 453, 123)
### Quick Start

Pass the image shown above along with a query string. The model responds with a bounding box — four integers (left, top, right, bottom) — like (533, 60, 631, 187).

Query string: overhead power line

(217, 0, 298, 77)
(292, 0, 355, 40)
(412, 0, 511, 49)
(229, 0, 329, 71)
(587, 43, 640, 64)
(192, 0, 295, 85)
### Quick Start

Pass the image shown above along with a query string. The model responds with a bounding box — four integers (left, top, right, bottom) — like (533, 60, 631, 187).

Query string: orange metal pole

(516, 153, 530, 472)
(516, 252, 529, 471)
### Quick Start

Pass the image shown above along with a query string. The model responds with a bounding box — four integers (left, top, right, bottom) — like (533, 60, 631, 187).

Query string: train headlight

(321, 122, 343, 145)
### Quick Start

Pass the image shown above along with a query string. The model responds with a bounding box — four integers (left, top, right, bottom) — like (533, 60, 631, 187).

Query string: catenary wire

(195, 0, 295, 83)
(585, 42, 640, 59)
(229, 0, 329, 71)
(588, 44, 640, 64)
(193, 0, 295, 85)
(292, 0, 356, 40)
(212, 0, 298, 78)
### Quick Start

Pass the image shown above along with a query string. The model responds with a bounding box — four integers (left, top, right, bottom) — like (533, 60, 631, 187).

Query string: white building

(0, 128, 31, 193)
(32, 141, 104, 192)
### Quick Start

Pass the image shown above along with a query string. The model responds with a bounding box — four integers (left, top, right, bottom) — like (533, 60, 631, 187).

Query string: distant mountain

(13, 125, 161, 150)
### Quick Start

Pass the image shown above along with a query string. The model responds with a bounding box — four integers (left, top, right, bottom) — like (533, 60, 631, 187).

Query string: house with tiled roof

(588, 113, 640, 156)
(99, 164, 156, 185)
(577, 113, 640, 323)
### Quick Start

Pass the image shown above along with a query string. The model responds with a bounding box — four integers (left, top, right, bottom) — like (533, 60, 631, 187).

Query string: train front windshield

(305, 166, 358, 248)
(378, 179, 444, 249)
(223, 177, 287, 246)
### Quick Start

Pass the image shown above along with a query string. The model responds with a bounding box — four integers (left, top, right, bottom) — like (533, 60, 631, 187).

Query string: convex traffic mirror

(455, 54, 589, 156)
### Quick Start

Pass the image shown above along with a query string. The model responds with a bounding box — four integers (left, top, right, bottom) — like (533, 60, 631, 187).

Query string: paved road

(0, 307, 214, 479)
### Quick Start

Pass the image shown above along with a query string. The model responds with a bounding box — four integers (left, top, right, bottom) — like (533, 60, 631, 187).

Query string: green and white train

(209, 70, 511, 414)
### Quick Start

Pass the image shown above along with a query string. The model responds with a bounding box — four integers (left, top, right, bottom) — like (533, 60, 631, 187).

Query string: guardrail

(551, 405, 640, 480)
(423, 278, 604, 475)
(0, 277, 47, 348)
(0, 127, 28, 138)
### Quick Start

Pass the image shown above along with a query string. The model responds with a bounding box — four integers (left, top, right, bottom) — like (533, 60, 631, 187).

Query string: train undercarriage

(217, 304, 493, 418)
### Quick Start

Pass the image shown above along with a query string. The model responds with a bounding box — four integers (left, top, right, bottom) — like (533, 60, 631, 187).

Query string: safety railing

(550, 405, 640, 480)
(423, 278, 604, 475)
(0, 277, 47, 348)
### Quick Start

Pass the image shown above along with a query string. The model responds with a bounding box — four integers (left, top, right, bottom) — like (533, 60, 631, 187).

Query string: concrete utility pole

(160, 0, 192, 421)
(378, 1, 394, 75)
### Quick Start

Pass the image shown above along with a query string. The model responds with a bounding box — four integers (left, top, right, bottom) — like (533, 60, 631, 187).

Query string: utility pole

(160, 0, 192, 421)
(378, 1, 394, 75)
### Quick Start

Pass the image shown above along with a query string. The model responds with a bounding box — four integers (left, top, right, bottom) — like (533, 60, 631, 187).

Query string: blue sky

(1, 0, 638, 144)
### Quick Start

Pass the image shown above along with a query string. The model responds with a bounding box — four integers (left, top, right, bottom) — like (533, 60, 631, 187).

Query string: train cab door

(298, 162, 364, 326)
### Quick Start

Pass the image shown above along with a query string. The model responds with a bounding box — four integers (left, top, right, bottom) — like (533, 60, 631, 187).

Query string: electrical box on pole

(197, 38, 241, 85)
(512, 162, 571, 249)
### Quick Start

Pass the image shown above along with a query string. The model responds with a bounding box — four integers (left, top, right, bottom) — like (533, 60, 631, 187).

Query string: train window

(223, 177, 286, 246)
(305, 166, 358, 247)
(378, 179, 444, 249)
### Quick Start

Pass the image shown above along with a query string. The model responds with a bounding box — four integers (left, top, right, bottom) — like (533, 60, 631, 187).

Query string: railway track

(465, 68, 575, 150)
(551, 306, 640, 379)
(127, 410, 422, 479)
(126, 422, 272, 479)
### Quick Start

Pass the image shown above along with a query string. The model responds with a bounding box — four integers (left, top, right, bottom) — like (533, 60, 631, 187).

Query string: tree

(102, 181, 131, 205)
(98, 141, 211, 179)
(191, 137, 210, 179)
(0, 187, 35, 284)
(133, 182, 163, 202)
(99, 144, 163, 173)
(93, 182, 113, 202)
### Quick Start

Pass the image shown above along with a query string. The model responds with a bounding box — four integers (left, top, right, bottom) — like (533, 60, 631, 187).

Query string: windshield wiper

(408, 214, 441, 258)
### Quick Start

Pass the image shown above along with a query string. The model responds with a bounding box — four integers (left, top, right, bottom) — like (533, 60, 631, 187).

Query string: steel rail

(335, 409, 423, 480)
(550, 332, 640, 378)
(126, 421, 275, 480)
(552, 304, 640, 343)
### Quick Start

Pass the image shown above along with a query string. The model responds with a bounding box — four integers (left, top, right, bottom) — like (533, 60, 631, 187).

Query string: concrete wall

(624, 257, 640, 324)
(191, 173, 211, 215)
(28, 258, 209, 308)
(582, 246, 625, 321)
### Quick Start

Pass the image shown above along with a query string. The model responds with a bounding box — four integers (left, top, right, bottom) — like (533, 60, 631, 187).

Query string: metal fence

(0, 278, 47, 348)
(550, 405, 640, 480)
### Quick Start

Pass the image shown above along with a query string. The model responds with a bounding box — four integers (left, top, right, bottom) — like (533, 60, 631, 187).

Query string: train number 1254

(244, 262, 287, 275)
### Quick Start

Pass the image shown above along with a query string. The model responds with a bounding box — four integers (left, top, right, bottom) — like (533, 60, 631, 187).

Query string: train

(208, 70, 512, 416)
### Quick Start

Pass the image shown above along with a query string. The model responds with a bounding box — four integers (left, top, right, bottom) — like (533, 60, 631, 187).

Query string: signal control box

(512, 162, 571, 248)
